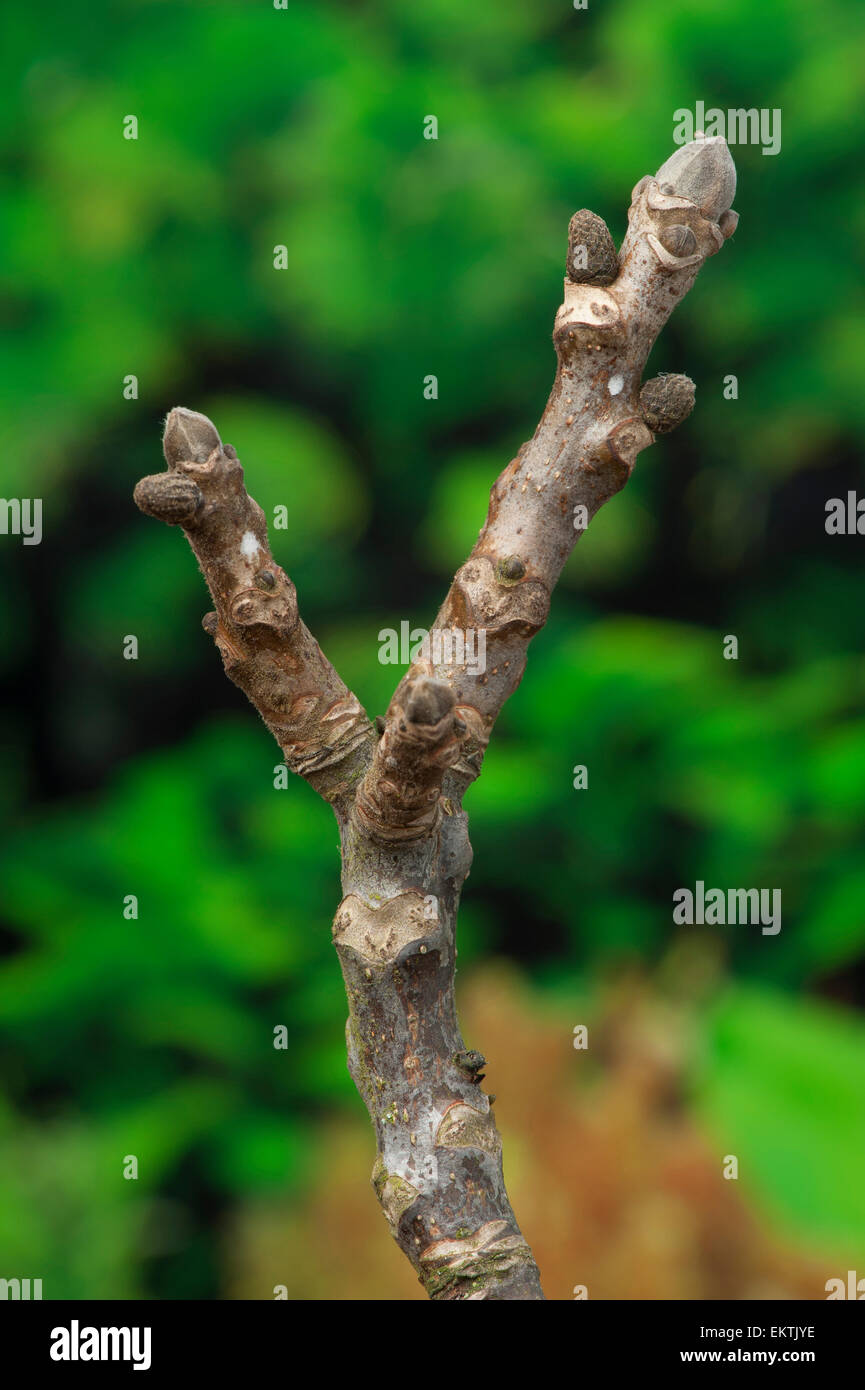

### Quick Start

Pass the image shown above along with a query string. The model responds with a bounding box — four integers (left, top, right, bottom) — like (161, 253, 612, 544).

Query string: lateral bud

(133, 472, 203, 525)
(658, 223, 697, 258)
(639, 373, 696, 434)
(497, 554, 526, 584)
(566, 210, 618, 286)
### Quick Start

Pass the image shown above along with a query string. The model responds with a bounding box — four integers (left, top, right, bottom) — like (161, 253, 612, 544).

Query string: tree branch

(134, 407, 375, 804)
(353, 677, 465, 844)
(387, 134, 738, 800)
(133, 136, 737, 1300)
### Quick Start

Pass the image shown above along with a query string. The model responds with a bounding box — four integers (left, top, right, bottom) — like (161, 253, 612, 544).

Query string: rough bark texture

(134, 136, 737, 1301)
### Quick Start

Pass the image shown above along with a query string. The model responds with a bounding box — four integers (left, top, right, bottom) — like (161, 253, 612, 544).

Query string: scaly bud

(133, 472, 203, 524)
(404, 678, 455, 726)
(654, 136, 736, 223)
(163, 407, 222, 467)
(639, 373, 696, 434)
(657, 224, 697, 258)
(567, 210, 618, 286)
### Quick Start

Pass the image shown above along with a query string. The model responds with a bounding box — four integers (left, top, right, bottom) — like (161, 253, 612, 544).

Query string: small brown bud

(566, 210, 618, 286)
(404, 678, 455, 727)
(497, 553, 525, 583)
(253, 569, 276, 591)
(719, 208, 739, 239)
(163, 407, 221, 467)
(639, 373, 696, 433)
(454, 1049, 486, 1074)
(133, 472, 202, 524)
(202, 611, 218, 636)
(658, 223, 697, 258)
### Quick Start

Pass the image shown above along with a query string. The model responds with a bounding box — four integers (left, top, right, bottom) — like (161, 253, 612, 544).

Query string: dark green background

(1, 0, 864, 1298)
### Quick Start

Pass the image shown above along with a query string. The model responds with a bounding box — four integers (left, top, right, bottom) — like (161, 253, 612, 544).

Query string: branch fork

(134, 136, 738, 1299)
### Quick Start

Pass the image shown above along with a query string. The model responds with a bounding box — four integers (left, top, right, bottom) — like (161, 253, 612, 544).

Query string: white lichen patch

(240, 530, 260, 560)
(608, 374, 624, 396)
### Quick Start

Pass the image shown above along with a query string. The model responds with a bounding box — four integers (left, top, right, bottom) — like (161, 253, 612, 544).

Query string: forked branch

(134, 136, 737, 1300)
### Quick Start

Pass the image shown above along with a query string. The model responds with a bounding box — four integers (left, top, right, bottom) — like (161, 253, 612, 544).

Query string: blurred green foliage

(1, 0, 864, 1297)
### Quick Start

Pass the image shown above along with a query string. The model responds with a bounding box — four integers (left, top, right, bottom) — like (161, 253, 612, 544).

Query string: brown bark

(134, 136, 738, 1300)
